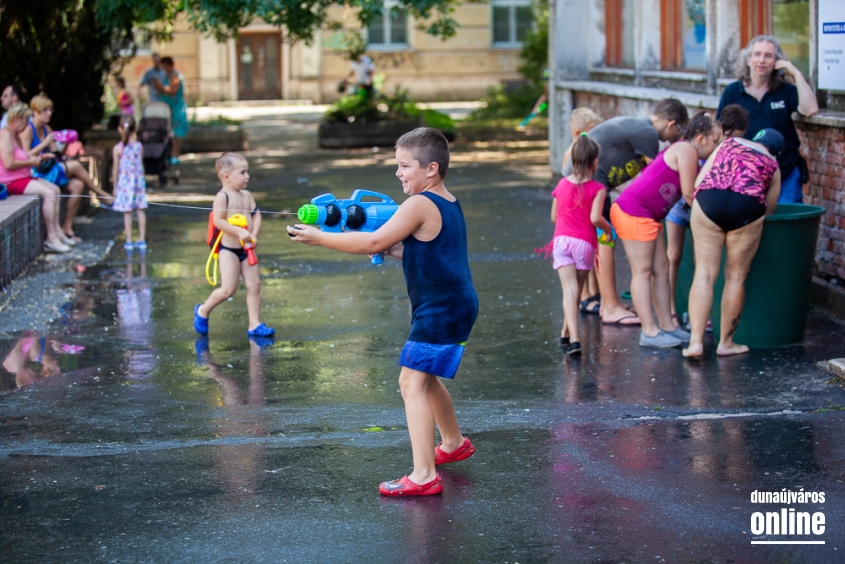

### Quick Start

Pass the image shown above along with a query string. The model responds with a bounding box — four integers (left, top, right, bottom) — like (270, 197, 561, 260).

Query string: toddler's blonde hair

(570, 108, 602, 133)
(216, 152, 247, 177)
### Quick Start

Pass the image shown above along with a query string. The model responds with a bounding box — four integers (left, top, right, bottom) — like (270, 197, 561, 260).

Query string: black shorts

(696, 189, 766, 232)
(219, 244, 248, 262)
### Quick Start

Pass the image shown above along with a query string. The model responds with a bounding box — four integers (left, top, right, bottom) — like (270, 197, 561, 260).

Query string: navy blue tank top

(402, 192, 478, 344)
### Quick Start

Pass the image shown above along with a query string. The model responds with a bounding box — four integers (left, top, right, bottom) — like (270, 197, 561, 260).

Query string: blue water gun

(296, 190, 398, 264)
(517, 102, 548, 131)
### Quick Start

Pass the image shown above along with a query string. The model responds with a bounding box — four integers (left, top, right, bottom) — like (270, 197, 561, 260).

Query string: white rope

(16, 193, 299, 216)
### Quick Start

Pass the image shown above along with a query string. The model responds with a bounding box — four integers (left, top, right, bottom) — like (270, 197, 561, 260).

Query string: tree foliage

(518, 0, 548, 88)
(0, 0, 460, 132)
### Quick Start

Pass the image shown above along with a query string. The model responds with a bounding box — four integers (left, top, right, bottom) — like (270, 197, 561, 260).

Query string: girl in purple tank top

(610, 112, 721, 348)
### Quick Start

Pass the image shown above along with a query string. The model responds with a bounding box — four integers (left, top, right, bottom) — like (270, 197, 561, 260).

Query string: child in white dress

(111, 116, 148, 250)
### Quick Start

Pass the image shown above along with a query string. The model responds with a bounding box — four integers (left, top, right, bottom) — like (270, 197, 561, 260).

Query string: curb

(827, 359, 845, 385)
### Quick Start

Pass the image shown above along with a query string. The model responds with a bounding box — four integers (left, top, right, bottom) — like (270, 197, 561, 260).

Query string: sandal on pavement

(579, 294, 601, 314)
(601, 315, 640, 326)
(44, 241, 71, 254)
(435, 437, 475, 465)
(194, 304, 209, 335)
(566, 341, 582, 356)
(559, 337, 570, 348)
(247, 323, 275, 337)
(379, 474, 443, 496)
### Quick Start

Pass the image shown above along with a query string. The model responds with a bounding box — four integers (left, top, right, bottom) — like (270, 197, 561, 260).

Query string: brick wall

(797, 122, 845, 280)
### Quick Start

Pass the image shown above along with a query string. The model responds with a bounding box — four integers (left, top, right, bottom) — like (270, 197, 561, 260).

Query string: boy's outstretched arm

(287, 195, 431, 256)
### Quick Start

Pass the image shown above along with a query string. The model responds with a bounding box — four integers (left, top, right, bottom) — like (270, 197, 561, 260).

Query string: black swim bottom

(695, 189, 766, 232)
(220, 244, 248, 262)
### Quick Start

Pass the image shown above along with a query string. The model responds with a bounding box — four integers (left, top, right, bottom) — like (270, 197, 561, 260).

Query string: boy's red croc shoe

(379, 474, 443, 496)
(435, 437, 475, 466)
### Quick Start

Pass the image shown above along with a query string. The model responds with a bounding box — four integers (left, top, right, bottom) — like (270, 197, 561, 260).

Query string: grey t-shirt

(564, 116, 660, 190)
(139, 67, 169, 102)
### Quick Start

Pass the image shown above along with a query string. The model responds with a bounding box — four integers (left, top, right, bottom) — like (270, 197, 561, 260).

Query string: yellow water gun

(206, 214, 254, 285)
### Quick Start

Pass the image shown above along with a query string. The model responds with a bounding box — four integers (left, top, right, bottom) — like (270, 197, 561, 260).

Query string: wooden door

(237, 33, 282, 100)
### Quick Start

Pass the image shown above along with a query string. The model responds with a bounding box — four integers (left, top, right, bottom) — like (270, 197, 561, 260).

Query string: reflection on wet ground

(1, 111, 844, 562)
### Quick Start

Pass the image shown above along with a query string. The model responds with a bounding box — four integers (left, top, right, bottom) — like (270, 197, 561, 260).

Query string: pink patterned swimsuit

(695, 138, 778, 206)
(694, 138, 779, 231)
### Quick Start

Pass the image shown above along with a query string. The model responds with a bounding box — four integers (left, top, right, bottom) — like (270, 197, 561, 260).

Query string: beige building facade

(118, 2, 534, 105)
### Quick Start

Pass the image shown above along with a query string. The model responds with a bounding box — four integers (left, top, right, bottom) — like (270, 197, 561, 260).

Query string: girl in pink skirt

(537, 134, 613, 356)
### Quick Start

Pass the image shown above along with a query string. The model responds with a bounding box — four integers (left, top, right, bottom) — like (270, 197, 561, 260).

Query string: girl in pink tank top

(612, 112, 720, 348)
(536, 135, 613, 357)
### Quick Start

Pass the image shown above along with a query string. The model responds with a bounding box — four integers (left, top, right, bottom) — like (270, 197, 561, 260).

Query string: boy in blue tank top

(288, 128, 478, 496)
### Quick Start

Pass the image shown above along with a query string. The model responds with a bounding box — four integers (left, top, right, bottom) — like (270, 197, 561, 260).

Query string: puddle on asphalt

(1, 139, 844, 561)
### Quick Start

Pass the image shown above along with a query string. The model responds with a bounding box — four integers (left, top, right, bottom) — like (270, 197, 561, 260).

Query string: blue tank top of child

(402, 192, 478, 345)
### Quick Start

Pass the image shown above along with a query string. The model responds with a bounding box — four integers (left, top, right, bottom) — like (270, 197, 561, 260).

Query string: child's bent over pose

(194, 152, 274, 338)
(288, 127, 478, 496)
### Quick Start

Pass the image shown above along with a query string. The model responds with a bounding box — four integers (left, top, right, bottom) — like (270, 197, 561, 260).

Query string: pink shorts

(552, 236, 595, 271)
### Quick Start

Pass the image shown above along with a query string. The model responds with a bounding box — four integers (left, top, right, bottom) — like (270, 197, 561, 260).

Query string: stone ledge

(555, 80, 720, 109)
(824, 358, 845, 384)
(318, 120, 421, 149)
(793, 110, 845, 129)
(555, 80, 845, 130)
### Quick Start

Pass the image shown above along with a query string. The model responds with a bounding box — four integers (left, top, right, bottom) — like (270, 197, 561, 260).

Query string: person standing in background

(139, 53, 168, 103)
(151, 57, 189, 164)
(717, 35, 818, 204)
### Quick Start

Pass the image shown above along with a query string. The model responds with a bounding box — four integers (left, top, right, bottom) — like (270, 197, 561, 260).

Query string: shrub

(323, 86, 454, 136)
(469, 83, 543, 120)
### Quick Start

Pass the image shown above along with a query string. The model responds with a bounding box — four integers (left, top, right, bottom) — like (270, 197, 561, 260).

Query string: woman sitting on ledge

(0, 102, 72, 253)
(20, 93, 113, 241)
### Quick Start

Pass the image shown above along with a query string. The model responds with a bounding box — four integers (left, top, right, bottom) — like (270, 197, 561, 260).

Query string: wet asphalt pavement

(1, 109, 844, 563)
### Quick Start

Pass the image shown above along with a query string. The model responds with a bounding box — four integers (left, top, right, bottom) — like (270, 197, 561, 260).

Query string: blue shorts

(778, 167, 803, 204)
(665, 199, 691, 227)
(398, 341, 466, 379)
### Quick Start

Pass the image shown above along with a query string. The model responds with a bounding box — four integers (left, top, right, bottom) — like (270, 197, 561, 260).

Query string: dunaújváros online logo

(749, 489, 826, 545)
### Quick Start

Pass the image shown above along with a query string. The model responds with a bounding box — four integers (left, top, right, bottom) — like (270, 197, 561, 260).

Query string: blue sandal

(194, 304, 209, 335)
(247, 323, 275, 337)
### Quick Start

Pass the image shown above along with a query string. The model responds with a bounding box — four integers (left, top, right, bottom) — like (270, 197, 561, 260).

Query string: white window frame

(366, 0, 410, 51)
(491, 0, 533, 49)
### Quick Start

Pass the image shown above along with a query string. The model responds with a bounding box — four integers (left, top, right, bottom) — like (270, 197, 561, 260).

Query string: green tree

(0, 0, 460, 132)
(518, 0, 548, 88)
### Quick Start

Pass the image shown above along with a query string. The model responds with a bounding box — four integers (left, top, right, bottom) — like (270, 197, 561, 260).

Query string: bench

(0, 196, 44, 291)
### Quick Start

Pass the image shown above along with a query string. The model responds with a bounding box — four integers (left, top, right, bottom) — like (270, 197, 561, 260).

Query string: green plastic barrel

(675, 204, 825, 347)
